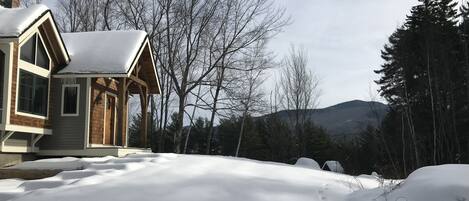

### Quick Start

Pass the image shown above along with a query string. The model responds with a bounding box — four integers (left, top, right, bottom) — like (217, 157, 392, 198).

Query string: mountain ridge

(260, 100, 389, 138)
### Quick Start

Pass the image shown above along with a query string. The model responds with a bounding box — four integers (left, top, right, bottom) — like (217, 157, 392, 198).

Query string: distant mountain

(261, 100, 389, 139)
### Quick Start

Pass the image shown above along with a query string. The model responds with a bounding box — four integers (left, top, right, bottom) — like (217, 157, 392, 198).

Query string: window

(20, 33, 50, 70)
(18, 70, 48, 116)
(62, 85, 79, 116)
(17, 31, 51, 118)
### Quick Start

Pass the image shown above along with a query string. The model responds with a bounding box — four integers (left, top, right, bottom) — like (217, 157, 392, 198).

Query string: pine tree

(376, 0, 469, 175)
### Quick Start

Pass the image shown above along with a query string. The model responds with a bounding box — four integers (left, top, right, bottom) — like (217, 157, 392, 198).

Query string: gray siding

(40, 78, 87, 150)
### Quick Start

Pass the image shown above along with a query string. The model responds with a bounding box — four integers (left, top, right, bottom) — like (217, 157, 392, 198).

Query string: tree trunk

(426, 44, 438, 165)
(206, 64, 227, 154)
(235, 112, 247, 157)
(174, 95, 185, 153)
(401, 113, 407, 176)
(183, 84, 202, 154)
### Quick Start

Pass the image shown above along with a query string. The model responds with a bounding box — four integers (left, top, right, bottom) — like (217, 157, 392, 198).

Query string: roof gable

(0, 5, 70, 65)
(58, 30, 147, 75)
(0, 4, 48, 37)
(56, 30, 161, 94)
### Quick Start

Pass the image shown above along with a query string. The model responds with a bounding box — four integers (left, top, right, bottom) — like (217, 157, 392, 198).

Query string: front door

(104, 94, 116, 145)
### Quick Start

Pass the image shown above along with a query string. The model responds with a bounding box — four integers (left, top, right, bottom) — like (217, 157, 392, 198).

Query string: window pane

(18, 70, 48, 116)
(33, 77, 48, 116)
(18, 70, 34, 113)
(36, 38, 49, 69)
(20, 34, 36, 64)
(63, 86, 78, 114)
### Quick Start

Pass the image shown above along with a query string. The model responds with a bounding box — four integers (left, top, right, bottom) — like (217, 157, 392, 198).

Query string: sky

(41, 0, 419, 109)
(267, 0, 418, 108)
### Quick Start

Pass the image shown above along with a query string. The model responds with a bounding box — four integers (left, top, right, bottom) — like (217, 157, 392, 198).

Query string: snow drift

(0, 154, 467, 201)
(0, 154, 380, 201)
(347, 164, 469, 201)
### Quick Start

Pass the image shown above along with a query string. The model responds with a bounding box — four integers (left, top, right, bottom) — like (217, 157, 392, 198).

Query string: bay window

(18, 70, 48, 116)
(17, 32, 50, 118)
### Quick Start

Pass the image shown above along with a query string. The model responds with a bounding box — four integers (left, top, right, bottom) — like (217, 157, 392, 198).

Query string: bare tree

(278, 45, 320, 155)
(280, 46, 320, 125)
(55, 0, 111, 32)
(19, 0, 41, 7)
(52, 0, 288, 154)
(202, 0, 288, 154)
(224, 40, 271, 157)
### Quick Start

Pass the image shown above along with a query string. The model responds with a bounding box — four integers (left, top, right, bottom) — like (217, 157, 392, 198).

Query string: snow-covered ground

(0, 154, 467, 201)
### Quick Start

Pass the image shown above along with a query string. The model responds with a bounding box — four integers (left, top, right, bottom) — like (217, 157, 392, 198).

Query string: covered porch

(50, 30, 160, 156)
(86, 40, 160, 150)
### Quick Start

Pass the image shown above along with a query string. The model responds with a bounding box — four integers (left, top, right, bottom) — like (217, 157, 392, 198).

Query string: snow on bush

(347, 164, 469, 201)
(294, 157, 321, 169)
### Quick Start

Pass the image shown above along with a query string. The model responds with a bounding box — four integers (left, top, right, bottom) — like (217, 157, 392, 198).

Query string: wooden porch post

(117, 78, 127, 147)
(139, 85, 149, 148)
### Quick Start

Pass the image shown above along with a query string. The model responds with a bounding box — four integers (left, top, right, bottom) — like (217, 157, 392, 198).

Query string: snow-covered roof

(323, 160, 344, 173)
(295, 157, 320, 170)
(57, 30, 148, 75)
(0, 5, 49, 37)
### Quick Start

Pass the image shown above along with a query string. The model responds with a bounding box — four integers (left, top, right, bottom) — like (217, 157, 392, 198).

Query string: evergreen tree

(375, 0, 469, 176)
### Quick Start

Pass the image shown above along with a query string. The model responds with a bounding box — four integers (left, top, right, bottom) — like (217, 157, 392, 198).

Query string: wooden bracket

(31, 134, 43, 151)
(0, 131, 15, 150)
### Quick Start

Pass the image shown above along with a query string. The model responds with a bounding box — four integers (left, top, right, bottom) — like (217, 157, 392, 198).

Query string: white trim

(84, 78, 91, 149)
(0, 145, 38, 153)
(90, 143, 123, 148)
(31, 134, 43, 151)
(4, 124, 52, 135)
(15, 30, 52, 120)
(18, 13, 69, 62)
(2, 43, 15, 125)
(0, 44, 9, 126)
(53, 73, 129, 78)
(0, 132, 42, 153)
(0, 131, 15, 149)
(61, 84, 80, 116)
(18, 60, 49, 77)
(15, 111, 48, 119)
(146, 39, 162, 93)
(126, 39, 148, 77)
(18, 13, 51, 43)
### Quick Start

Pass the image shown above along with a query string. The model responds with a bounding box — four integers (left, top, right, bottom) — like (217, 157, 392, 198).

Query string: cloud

(268, 0, 418, 107)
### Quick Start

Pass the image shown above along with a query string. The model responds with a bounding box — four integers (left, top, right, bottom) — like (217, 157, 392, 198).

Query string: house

(0, 0, 160, 165)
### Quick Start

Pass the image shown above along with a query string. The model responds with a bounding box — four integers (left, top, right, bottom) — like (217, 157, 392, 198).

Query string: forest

(23, 0, 469, 178)
(373, 0, 469, 177)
